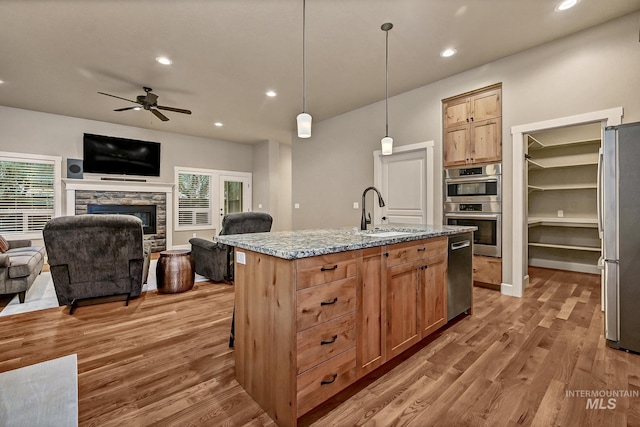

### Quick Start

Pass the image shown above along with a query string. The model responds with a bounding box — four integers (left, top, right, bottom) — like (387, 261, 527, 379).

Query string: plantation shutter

(177, 172, 211, 227)
(0, 158, 56, 233)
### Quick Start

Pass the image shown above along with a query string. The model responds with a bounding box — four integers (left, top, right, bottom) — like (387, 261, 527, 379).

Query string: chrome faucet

(361, 186, 386, 230)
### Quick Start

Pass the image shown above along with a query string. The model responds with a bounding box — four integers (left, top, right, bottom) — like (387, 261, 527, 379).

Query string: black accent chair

(190, 212, 273, 348)
(43, 215, 151, 314)
(189, 212, 273, 282)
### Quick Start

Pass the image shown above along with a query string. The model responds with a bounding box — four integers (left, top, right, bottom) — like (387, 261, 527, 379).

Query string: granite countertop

(215, 224, 476, 260)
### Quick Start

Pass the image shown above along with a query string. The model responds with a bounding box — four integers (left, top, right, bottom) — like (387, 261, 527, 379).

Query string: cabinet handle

(417, 248, 426, 252)
(320, 297, 338, 306)
(466, 118, 469, 122)
(321, 373, 338, 385)
(420, 265, 428, 270)
(321, 335, 338, 345)
(384, 252, 389, 257)
(321, 264, 338, 271)
(470, 117, 474, 122)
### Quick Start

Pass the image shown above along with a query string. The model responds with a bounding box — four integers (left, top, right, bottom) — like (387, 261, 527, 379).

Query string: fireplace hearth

(88, 204, 157, 235)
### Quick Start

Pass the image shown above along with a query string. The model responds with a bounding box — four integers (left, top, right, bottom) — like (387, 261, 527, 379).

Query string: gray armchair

(189, 212, 273, 282)
(0, 238, 45, 303)
(43, 214, 151, 313)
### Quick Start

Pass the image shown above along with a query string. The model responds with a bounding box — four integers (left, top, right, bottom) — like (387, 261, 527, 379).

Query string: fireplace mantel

(63, 179, 175, 249)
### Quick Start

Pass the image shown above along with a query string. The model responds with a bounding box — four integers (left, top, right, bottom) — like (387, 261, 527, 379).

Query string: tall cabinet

(443, 84, 502, 168)
(527, 123, 602, 274)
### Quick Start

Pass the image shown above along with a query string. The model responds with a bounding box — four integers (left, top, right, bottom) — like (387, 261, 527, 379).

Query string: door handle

(451, 240, 471, 250)
(597, 147, 603, 237)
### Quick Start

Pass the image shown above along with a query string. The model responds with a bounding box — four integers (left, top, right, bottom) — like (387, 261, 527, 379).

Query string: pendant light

(297, 0, 312, 138)
(381, 22, 393, 155)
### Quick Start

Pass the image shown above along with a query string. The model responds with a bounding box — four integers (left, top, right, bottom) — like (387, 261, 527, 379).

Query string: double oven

(444, 163, 501, 257)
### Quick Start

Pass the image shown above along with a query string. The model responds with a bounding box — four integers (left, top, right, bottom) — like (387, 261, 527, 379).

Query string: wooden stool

(156, 249, 195, 293)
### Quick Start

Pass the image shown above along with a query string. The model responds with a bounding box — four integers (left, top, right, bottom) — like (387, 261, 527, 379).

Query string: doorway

(510, 107, 622, 298)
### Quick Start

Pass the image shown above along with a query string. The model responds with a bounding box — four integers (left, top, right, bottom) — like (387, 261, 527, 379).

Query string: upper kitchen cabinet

(443, 84, 502, 168)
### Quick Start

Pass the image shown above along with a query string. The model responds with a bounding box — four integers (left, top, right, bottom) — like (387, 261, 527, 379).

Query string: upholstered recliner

(189, 212, 273, 282)
(43, 214, 151, 313)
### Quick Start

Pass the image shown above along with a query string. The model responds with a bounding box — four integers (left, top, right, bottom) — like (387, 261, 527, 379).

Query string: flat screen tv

(83, 133, 161, 177)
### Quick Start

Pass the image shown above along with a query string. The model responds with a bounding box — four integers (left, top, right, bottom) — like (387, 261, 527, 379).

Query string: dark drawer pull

(321, 373, 338, 385)
(320, 297, 338, 306)
(321, 335, 338, 345)
(417, 248, 426, 252)
(321, 264, 338, 271)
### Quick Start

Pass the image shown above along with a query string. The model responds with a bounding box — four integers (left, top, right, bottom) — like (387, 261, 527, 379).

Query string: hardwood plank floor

(0, 267, 638, 426)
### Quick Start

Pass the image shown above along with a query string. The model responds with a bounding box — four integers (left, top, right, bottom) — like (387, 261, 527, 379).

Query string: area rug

(0, 260, 208, 317)
(0, 354, 78, 427)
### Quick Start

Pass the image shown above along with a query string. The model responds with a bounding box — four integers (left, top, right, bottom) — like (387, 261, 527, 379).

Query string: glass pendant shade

(381, 136, 393, 155)
(297, 112, 312, 138)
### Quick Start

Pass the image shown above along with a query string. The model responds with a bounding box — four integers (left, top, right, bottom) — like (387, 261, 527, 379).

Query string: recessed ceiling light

(214, 122, 223, 127)
(555, 0, 579, 11)
(266, 91, 277, 97)
(440, 48, 457, 58)
(0, 80, 4, 84)
(155, 56, 173, 65)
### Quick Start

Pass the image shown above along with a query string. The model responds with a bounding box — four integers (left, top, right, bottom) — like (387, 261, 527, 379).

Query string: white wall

(0, 105, 255, 246)
(292, 13, 640, 288)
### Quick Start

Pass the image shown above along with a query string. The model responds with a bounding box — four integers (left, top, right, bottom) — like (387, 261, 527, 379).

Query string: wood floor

(1, 267, 638, 426)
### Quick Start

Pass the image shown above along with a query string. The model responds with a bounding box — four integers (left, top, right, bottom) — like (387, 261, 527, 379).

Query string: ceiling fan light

(155, 56, 172, 65)
(381, 136, 393, 155)
(297, 112, 312, 138)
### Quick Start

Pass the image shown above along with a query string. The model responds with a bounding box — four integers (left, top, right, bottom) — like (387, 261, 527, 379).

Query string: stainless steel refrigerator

(602, 122, 640, 353)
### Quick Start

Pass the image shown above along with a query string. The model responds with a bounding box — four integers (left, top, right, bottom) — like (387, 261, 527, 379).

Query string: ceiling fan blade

(157, 105, 192, 115)
(151, 109, 169, 121)
(113, 106, 138, 112)
(98, 92, 138, 104)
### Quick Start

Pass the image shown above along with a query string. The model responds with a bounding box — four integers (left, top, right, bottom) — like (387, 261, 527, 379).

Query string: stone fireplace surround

(63, 179, 174, 252)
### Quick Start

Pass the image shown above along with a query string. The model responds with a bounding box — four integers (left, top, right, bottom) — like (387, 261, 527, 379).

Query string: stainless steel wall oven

(444, 164, 502, 257)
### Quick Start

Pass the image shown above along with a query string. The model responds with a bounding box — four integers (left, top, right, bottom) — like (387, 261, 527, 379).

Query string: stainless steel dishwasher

(447, 232, 473, 321)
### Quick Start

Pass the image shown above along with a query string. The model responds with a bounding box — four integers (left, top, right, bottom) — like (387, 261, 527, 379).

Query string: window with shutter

(177, 171, 212, 228)
(0, 153, 61, 235)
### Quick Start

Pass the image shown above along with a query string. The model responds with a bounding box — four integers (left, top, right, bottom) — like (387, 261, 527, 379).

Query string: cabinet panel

(356, 248, 385, 377)
(297, 312, 356, 374)
(297, 348, 357, 416)
(471, 88, 501, 122)
(296, 277, 356, 331)
(386, 237, 447, 268)
(419, 259, 447, 338)
(386, 262, 421, 358)
(297, 251, 357, 290)
(473, 255, 502, 286)
(471, 118, 501, 164)
(443, 126, 470, 168)
(443, 97, 470, 128)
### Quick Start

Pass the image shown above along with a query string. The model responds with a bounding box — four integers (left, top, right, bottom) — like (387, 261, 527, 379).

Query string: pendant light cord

(385, 27, 389, 137)
(302, 0, 307, 113)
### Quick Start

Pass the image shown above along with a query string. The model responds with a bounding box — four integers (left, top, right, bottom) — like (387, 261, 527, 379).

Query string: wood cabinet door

(419, 259, 447, 338)
(470, 88, 501, 122)
(443, 125, 470, 168)
(386, 261, 421, 359)
(356, 248, 385, 378)
(470, 118, 501, 164)
(443, 97, 470, 128)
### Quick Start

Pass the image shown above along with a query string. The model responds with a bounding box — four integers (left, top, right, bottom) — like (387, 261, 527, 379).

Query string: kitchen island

(216, 224, 475, 427)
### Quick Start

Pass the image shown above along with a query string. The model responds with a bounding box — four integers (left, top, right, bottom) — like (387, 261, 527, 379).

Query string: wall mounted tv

(83, 133, 161, 177)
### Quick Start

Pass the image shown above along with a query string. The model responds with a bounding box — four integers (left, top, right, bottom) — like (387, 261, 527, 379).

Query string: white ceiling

(1, 0, 639, 145)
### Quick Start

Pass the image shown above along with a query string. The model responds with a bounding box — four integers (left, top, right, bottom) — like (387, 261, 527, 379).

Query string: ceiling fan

(97, 87, 192, 121)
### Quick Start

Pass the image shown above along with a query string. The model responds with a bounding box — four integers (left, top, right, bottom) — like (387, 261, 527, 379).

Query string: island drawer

(386, 237, 447, 267)
(296, 277, 356, 331)
(297, 312, 356, 374)
(297, 347, 357, 416)
(296, 251, 357, 290)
